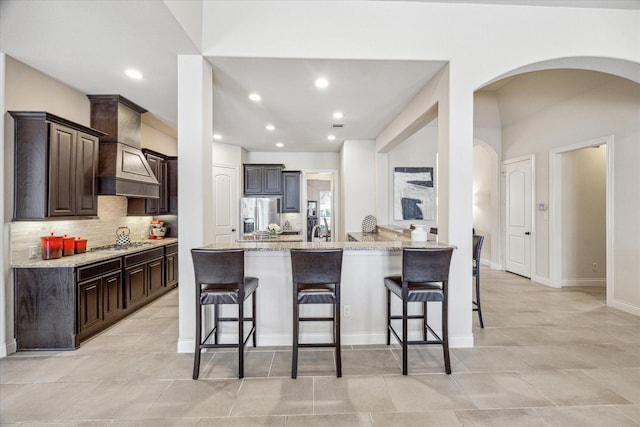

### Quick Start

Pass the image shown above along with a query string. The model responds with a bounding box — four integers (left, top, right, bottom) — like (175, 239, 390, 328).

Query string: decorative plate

(362, 215, 377, 233)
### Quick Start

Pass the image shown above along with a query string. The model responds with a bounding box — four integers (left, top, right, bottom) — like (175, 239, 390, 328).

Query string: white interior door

(505, 158, 532, 277)
(212, 165, 238, 243)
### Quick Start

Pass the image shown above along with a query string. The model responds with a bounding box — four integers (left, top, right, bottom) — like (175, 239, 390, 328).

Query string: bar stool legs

(191, 248, 258, 380)
(290, 248, 343, 379)
(384, 247, 454, 375)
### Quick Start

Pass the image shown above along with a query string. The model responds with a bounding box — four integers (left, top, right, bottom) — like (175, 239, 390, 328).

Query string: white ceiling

(1, 1, 637, 153)
(210, 57, 445, 152)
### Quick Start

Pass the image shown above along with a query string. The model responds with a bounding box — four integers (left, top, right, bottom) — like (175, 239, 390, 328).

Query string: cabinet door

(78, 277, 102, 337)
(75, 132, 99, 216)
(244, 166, 263, 194)
(102, 271, 122, 321)
(48, 123, 76, 217)
(158, 160, 169, 214)
(145, 154, 162, 214)
(147, 257, 164, 296)
(125, 264, 147, 308)
(263, 166, 283, 194)
(282, 171, 301, 212)
(165, 252, 178, 287)
(167, 158, 178, 214)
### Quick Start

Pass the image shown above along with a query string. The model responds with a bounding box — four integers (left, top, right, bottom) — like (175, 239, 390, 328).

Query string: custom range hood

(88, 95, 159, 199)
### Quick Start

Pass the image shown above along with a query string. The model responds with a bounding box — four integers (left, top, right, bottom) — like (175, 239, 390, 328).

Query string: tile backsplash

(11, 196, 153, 263)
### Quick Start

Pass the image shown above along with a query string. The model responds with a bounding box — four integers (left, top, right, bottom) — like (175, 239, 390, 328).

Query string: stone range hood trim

(88, 94, 160, 199)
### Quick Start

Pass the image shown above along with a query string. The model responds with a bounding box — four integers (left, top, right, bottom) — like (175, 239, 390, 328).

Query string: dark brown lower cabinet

(77, 259, 122, 341)
(148, 257, 165, 296)
(14, 243, 177, 351)
(124, 247, 165, 313)
(165, 243, 179, 288)
(125, 264, 147, 309)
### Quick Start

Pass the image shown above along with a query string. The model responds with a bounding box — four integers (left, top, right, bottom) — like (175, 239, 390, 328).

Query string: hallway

(1, 268, 638, 426)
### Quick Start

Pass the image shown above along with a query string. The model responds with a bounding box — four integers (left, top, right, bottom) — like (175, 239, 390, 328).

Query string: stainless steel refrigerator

(240, 197, 280, 236)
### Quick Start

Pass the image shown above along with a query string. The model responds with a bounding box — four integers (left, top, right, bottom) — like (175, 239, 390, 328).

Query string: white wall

(560, 145, 606, 284)
(340, 140, 376, 241)
(501, 74, 640, 311)
(213, 142, 243, 166)
(387, 124, 438, 229)
(245, 151, 339, 171)
(141, 121, 177, 156)
(0, 53, 6, 356)
(473, 144, 496, 266)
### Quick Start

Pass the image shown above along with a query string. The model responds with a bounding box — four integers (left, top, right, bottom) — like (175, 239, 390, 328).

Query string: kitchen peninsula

(188, 239, 460, 349)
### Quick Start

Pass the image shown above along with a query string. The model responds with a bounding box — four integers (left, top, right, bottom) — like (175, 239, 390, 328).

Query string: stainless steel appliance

(240, 197, 280, 237)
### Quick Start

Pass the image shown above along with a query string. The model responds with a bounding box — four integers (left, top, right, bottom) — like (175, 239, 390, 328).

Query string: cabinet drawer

(125, 247, 164, 267)
(77, 258, 122, 282)
(165, 243, 178, 255)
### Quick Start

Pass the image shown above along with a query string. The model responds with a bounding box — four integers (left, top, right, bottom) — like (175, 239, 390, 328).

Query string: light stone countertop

(236, 234, 304, 243)
(198, 239, 452, 252)
(12, 237, 179, 268)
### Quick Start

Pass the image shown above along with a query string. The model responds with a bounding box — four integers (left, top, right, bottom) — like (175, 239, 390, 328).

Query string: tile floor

(1, 268, 639, 426)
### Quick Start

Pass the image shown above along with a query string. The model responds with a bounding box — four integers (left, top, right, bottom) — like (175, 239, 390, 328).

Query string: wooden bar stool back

(290, 248, 343, 379)
(384, 247, 454, 375)
(191, 248, 258, 379)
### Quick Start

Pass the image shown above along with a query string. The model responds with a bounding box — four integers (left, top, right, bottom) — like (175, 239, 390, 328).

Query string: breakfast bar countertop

(199, 239, 451, 252)
(236, 234, 304, 243)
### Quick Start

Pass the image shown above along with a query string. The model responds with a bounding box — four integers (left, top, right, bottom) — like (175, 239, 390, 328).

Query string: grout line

(312, 376, 315, 415)
(267, 351, 276, 377)
(228, 377, 244, 417)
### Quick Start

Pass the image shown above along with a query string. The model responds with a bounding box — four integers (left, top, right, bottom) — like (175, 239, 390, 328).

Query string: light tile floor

(1, 268, 639, 426)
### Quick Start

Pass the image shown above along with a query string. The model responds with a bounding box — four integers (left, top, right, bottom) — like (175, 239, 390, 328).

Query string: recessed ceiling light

(213, 133, 222, 141)
(315, 78, 329, 89)
(333, 112, 344, 119)
(248, 93, 261, 102)
(276, 142, 284, 148)
(266, 124, 275, 131)
(327, 134, 336, 141)
(124, 69, 143, 79)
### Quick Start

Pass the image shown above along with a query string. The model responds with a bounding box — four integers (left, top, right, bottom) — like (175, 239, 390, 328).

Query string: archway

(474, 59, 640, 315)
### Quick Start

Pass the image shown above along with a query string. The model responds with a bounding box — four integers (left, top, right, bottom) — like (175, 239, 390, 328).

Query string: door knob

(232, 228, 236, 232)
(525, 232, 531, 235)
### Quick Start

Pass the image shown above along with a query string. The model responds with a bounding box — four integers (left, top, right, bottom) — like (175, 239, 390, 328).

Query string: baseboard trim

(609, 299, 640, 316)
(490, 262, 503, 270)
(562, 278, 606, 287)
(177, 331, 475, 351)
(177, 338, 194, 353)
(0, 339, 17, 357)
(531, 275, 556, 288)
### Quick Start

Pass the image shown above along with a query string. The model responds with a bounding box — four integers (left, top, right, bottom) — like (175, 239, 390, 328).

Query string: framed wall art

(393, 167, 435, 221)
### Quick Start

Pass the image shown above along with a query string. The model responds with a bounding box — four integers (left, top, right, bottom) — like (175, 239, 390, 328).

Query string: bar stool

(472, 235, 485, 328)
(191, 248, 258, 379)
(290, 248, 343, 379)
(384, 247, 454, 375)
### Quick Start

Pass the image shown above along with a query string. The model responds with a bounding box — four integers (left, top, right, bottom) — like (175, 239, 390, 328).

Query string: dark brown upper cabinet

(127, 149, 177, 215)
(243, 164, 283, 195)
(282, 171, 301, 212)
(10, 111, 104, 220)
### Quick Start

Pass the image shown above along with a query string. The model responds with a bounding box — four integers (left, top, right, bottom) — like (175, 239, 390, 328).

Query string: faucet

(311, 225, 323, 242)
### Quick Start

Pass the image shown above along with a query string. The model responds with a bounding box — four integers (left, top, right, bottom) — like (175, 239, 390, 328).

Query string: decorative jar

(411, 225, 428, 242)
